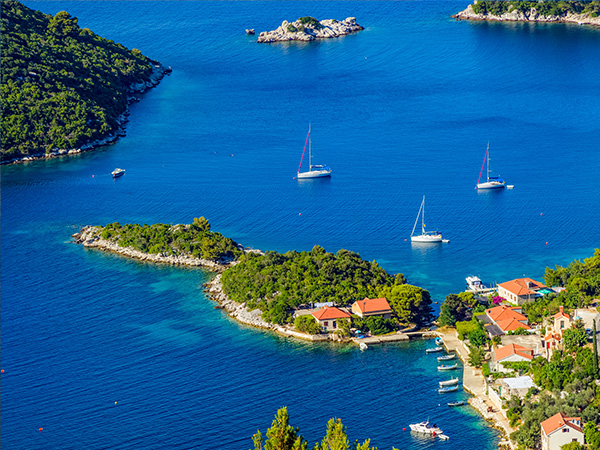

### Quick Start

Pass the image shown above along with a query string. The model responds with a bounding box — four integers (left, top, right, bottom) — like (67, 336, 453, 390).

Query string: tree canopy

(1, 0, 162, 158)
(472, 1, 600, 17)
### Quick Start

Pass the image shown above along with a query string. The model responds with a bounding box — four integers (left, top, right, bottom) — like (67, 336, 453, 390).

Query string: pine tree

(593, 319, 598, 377)
(263, 407, 307, 450)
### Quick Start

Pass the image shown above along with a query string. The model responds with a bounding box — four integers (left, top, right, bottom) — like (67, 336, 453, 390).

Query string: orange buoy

(546, 242, 549, 245)
(39, 428, 43, 432)
(540, 213, 543, 216)
(433, 431, 436, 437)
(1, 369, 4, 373)
(403, 428, 405, 431)
(299, 213, 301, 216)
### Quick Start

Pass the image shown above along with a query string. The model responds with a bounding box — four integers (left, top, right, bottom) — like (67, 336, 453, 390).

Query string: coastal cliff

(454, 1, 600, 25)
(257, 16, 363, 43)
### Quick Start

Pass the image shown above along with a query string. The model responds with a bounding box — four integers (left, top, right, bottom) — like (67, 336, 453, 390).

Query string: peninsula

(74, 218, 434, 341)
(0, 0, 171, 164)
(454, 1, 600, 26)
(257, 16, 364, 43)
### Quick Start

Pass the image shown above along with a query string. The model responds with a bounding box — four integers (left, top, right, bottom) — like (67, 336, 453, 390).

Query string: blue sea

(2, 1, 599, 448)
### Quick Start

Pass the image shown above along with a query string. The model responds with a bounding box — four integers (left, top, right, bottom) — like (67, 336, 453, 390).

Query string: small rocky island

(257, 16, 364, 43)
(454, 1, 600, 26)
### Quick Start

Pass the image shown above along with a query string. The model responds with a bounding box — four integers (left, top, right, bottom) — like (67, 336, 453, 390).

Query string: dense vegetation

(544, 249, 600, 308)
(251, 407, 378, 450)
(97, 217, 242, 261)
(221, 245, 433, 326)
(1, 0, 162, 159)
(471, 0, 600, 17)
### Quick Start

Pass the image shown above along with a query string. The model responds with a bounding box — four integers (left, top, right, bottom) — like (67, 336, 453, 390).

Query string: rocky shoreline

(257, 17, 363, 43)
(1, 63, 172, 166)
(454, 3, 600, 26)
(73, 225, 232, 272)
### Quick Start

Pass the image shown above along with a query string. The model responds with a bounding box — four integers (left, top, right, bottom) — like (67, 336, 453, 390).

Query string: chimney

(559, 306, 563, 314)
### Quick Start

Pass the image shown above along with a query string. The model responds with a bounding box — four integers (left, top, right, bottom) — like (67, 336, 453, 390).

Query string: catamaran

(476, 143, 505, 189)
(297, 124, 332, 179)
(410, 196, 448, 243)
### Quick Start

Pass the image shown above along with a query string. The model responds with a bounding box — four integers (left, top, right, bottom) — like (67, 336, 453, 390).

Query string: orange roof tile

(553, 306, 570, 320)
(495, 344, 534, 361)
(498, 278, 546, 297)
(486, 305, 528, 322)
(496, 318, 531, 332)
(353, 297, 392, 314)
(312, 306, 351, 321)
(541, 412, 583, 436)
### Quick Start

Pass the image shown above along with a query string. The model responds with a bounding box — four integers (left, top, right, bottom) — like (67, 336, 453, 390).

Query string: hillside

(0, 0, 169, 161)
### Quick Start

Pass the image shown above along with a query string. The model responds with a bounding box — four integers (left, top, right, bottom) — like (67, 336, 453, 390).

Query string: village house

(351, 297, 392, 319)
(541, 412, 584, 450)
(480, 305, 531, 337)
(498, 277, 547, 305)
(311, 306, 351, 332)
(492, 343, 534, 372)
(542, 306, 573, 358)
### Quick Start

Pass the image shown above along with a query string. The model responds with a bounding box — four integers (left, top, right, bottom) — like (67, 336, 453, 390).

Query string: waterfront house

(351, 297, 392, 319)
(498, 277, 547, 305)
(498, 375, 536, 399)
(481, 305, 530, 337)
(541, 412, 584, 450)
(492, 343, 534, 372)
(312, 306, 351, 332)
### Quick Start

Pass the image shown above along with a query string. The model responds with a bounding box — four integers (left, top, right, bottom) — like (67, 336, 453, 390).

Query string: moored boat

(437, 354, 456, 361)
(112, 168, 125, 178)
(439, 377, 459, 387)
(297, 124, 332, 179)
(426, 346, 443, 353)
(438, 385, 459, 393)
(476, 143, 505, 189)
(448, 401, 466, 407)
(409, 420, 443, 435)
(438, 363, 458, 371)
(410, 195, 446, 243)
(435, 337, 444, 346)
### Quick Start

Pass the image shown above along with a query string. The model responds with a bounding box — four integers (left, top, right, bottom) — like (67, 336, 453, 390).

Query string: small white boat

(437, 354, 456, 361)
(410, 196, 446, 243)
(438, 385, 459, 393)
(426, 346, 443, 353)
(438, 363, 458, 371)
(435, 337, 444, 346)
(297, 124, 332, 179)
(409, 420, 444, 436)
(448, 401, 466, 407)
(359, 342, 368, 351)
(112, 168, 125, 178)
(507, 185, 514, 189)
(439, 377, 459, 387)
(476, 143, 505, 189)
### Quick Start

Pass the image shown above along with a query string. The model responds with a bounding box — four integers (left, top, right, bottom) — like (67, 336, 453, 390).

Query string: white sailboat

(410, 196, 448, 243)
(297, 124, 332, 179)
(476, 143, 505, 189)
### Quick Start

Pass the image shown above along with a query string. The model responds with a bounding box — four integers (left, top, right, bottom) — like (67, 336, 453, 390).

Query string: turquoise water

(2, 1, 599, 448)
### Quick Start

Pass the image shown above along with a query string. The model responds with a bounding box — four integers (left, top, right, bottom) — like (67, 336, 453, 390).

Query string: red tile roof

(553, 306, 570, 320)
(353, 297, 392, 314)
(312, 306, 351, 321)
(485, 305, 528, 323)
(541, 412, 583, 436)
(496, 318, 531, 332)
(499, 278, 546, 297)
(495, 344, 534, 361)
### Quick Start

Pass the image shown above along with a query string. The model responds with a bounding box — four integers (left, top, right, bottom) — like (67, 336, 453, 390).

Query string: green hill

(0, 0, 169, 161)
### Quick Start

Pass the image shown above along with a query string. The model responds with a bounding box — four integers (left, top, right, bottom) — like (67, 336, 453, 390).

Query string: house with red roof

(541, 412, 584, 450)
(482, 305, 531, 337)
(498, 277, 547, 305)
(492, 343, 534, 372)
(351, 297, 392, 319)
(311, 306, 351, 332)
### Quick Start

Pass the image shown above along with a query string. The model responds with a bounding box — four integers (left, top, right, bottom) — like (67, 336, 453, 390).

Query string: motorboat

(448, 401, 466, 407)
(437, 354, 456, 361)
(112, 168, 125, 178)
(426, 346, 443, 353)
(409, 420, 444, 436)
(438, 385, 459, 393)
(438, 364, 458, 371)
(439, 377, 459, 387)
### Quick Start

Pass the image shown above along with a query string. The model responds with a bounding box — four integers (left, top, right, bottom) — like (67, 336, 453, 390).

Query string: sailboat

(410, 196, 448, 243)
(476, 143, 505, 189)
(297, 124, 332, 179)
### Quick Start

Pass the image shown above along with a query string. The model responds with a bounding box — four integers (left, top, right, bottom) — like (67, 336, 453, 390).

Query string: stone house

(311, 306, 351, 332)
(481, 305, 531, 337)
(351, 297, 392, 319)
(492, 343, 534, 372)
(498, 277, 547, 305)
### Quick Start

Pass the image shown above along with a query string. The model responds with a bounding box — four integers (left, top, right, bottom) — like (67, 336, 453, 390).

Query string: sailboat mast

(486, 143, 490, 182)
(309, 135, 312, 169)
(410, 196, 424, 237)
(422, 195, 426, 234)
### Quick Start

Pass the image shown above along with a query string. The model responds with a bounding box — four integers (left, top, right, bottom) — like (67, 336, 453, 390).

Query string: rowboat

(438, 364, 458, 371)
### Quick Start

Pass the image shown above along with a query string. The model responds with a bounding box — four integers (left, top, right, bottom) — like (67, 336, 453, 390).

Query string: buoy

(92, 175, 94, 178)
(404, 239, 407, 241)
(299, 213, 301, 216)
(540, 213, 543, 216)
(39, 428, 43, 432)
(433, 431, 436, 437)
(114, 401, 117, 405)
(403, 428, 405, 431)
(1, 369, 4, 373)
(546, 242, 549, 245)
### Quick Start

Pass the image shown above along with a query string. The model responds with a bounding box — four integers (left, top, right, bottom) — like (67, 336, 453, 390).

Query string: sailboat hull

(411, 234, 443, 243)
(477, 181, 505, 189)
(297, 169, 332, 179)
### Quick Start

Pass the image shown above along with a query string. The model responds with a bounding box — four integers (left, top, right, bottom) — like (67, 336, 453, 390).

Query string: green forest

(95, 217, 242, 262)
(471, 0, 600, 17)
(1, 0, 163, 159)
(221, 245, 433, 326)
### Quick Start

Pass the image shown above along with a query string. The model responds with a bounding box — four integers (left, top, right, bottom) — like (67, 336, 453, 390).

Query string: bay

(2, 1, 599, 448)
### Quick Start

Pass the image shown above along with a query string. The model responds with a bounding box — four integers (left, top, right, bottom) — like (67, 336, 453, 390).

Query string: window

(560, 320, 565, 329)
(562, 428, 569, 433)
(333, 321, 337, 329)
(324, 321, 328, 327)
